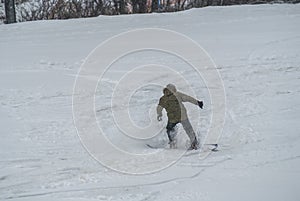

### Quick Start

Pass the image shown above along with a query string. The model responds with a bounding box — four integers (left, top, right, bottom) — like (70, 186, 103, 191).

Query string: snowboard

(146, 143, 218, 152)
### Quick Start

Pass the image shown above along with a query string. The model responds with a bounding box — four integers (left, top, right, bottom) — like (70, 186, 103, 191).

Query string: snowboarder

(156, 84, 203, 150)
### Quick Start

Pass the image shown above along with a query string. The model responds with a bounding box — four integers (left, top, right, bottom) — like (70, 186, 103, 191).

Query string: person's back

(159, 89, 185, 123)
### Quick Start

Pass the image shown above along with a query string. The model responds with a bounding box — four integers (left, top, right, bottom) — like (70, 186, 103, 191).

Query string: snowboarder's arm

(178, 92, 203, 109)
(156, 97, 165, 121)
(156, 105, 163, 117)
(178, 92, 198, 105)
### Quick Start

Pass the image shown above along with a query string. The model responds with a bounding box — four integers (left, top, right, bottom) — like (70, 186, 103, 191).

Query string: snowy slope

(1, 4, 300, 201)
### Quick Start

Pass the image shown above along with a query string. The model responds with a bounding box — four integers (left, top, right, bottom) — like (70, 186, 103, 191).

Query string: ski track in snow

(1, 4, 300, 201)
(4, 155, 231, 200)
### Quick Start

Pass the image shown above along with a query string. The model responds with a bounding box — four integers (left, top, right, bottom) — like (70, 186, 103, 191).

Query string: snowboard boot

(169, 139, 177, 149)
(188, 139, 199, 150)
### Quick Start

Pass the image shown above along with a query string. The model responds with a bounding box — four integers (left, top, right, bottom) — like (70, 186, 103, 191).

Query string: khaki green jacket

(157, 91, 198, 123)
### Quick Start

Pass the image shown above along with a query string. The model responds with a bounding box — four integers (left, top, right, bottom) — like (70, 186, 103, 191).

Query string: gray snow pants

(166, 119, 197, 143)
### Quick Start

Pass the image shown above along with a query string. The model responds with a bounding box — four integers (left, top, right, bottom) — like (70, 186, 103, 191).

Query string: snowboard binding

(169, 139, 177, 149)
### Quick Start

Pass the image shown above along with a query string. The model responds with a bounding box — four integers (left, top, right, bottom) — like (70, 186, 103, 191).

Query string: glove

(157, 115, 162, 121)
(197, 101, 203, 109)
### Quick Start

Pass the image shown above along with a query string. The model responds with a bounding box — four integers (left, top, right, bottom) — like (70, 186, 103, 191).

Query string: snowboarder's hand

(157, 115, 162, 121)
(198, 101, 203, 109)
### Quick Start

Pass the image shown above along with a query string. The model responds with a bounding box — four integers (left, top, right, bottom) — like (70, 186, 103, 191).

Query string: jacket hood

(163, 84, 176, 96)
(166, 84, 177, 93)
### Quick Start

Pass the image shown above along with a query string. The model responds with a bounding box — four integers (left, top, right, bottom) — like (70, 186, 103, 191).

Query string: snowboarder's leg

(181, 119, 199, 150)
(166, 122, 178, 148)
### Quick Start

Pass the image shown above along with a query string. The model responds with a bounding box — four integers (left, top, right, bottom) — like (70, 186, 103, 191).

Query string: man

(156, 84, 203, 150)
